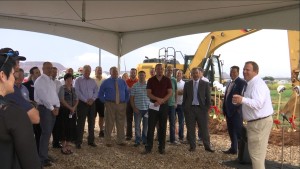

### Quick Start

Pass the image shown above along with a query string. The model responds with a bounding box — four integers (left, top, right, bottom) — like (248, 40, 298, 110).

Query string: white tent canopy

(0, 1, 299, 58)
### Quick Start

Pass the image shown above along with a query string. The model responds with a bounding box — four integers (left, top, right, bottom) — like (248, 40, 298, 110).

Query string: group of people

(0, 47, 274, 169)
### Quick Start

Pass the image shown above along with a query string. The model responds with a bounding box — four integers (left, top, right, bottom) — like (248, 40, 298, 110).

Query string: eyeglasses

(0, 50, 19, 70)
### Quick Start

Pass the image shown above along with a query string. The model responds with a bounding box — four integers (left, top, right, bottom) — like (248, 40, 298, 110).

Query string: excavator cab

(182, 54, 222, 86)
(201, 55, 222, 86)
(183, 55, 194, 74)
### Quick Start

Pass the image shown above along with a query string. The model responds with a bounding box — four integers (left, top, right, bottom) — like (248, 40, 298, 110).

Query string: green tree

(263, 76, 275, 81)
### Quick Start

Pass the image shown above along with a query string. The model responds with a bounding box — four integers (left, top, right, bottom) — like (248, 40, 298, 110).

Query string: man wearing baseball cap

(1, 47, 40, 124)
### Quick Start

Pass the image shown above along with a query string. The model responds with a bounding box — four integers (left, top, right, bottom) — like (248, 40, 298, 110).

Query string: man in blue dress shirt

(99, 66, 129, 147)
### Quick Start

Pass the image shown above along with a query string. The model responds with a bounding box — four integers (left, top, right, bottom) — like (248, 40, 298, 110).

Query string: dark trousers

(226, 112, 243, 152)
(168, 106, 176, 142)
(38, 105, 56, 162)
(146, 103, 168, 151)
(185, 106, 210, 149)
(76, 100, 95, 145)
(33, 124, 41, 152)
(126, 101, 134, 138)
(52, 111, 62, 146)
(60, 107, 77, 142)
(175, 105, 184, 140)
(95, 98, 105, 118)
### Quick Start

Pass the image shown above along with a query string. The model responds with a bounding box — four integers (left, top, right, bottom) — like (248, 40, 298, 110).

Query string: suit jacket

(222, 77, 247, 117)
(182, 79, 211, 113)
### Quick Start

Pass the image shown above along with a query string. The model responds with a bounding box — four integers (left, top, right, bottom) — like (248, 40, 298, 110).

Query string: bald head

(42, 62, 53, 76)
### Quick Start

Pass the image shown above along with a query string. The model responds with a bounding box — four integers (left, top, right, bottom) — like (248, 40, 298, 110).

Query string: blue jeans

(168, 106, 176, 143)
(134, 110, 148, 144)
(176, 105, 184, 140)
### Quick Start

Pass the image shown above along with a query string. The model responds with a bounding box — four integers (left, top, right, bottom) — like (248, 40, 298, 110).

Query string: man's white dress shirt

(241, 75, 273, 121)
(34, 74, 60, 110)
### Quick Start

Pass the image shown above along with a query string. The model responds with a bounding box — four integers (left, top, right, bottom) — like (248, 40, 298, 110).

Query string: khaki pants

(104, 102, 126, 144)
(247, 116, 273, 169)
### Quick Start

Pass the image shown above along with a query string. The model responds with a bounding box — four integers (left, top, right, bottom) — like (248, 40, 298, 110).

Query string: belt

(191, 105, 200, 107)
(247, 115, 271, 123)
(37, 105, 57, 110)
(105, 100, 125, 104)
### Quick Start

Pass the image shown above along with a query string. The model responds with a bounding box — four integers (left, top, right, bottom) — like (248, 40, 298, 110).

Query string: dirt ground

(209, 118, 300, 146)
(47, 117, 300, 169)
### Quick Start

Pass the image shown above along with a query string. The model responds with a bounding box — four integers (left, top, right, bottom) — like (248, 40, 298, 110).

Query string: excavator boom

(184, 29, 258, 79)
(281, 31, 300, 116)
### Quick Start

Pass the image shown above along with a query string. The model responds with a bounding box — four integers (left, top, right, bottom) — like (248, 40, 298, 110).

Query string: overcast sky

(0, 28, 290, 78)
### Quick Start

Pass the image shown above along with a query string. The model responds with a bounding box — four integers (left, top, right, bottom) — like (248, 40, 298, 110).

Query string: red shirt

(126, 78, 138, 88)
(147, 75, 172, 102)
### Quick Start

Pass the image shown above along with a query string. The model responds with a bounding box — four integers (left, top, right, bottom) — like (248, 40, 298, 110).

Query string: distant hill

(20, 61, 66, 73)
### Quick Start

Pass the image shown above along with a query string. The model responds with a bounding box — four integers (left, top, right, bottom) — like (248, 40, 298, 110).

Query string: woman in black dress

(58, 73, 78, 154)
(0, 50, 41, 168)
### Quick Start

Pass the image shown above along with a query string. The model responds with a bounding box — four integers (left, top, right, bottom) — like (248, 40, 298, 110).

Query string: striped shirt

(131, 81, 150, 110)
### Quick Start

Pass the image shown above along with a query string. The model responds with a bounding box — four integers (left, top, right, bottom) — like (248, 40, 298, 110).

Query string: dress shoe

(189, 147, 196, 152)
(134, 143, 140, 147)
(205, 147, 215, 153)
(198, 139, 203, 146)
(141, 149, 151, 155)
(48, 155, 56, 162)
(88, 142, 97, 147)
(76, 144, 81, 149)
(159, 149, 165, 154)
(222, 149, 237, 155)
(42, 160, 52, 167)
(99, 130, 104, 138)
(170, 141, 181, 145)
(52, 143, 62, 148)
(181, 140, 189, 144)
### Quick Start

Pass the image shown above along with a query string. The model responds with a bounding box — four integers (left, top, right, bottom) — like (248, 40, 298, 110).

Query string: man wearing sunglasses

(0, 48, 40, 124)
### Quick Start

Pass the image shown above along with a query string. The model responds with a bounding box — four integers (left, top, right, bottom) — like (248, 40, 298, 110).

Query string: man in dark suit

(222, 66, 247, 154)
(23, 67, 41, 101)
(182, 67, 214, 152)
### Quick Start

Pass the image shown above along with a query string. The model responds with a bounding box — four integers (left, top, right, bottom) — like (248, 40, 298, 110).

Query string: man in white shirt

(51, 67, 63, 148)
(94, 66, 106, 137)
(51, 67, 62, 94)
(232, 61, 273, 169)
(34, 62, 60, 167)
(176, 70, 185, 142)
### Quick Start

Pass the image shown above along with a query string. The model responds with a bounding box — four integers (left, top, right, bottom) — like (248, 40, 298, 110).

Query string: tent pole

(118, 33, 123, 74)
(98, 48, 101, 66)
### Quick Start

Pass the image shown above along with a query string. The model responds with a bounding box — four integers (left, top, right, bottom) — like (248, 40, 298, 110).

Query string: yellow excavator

(184, 29, 299, 121)
(137, 29, 258, 83)
(182, 29, 258, 83)
(136, 29, 299, 118)
(281, 30, 299, 118)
